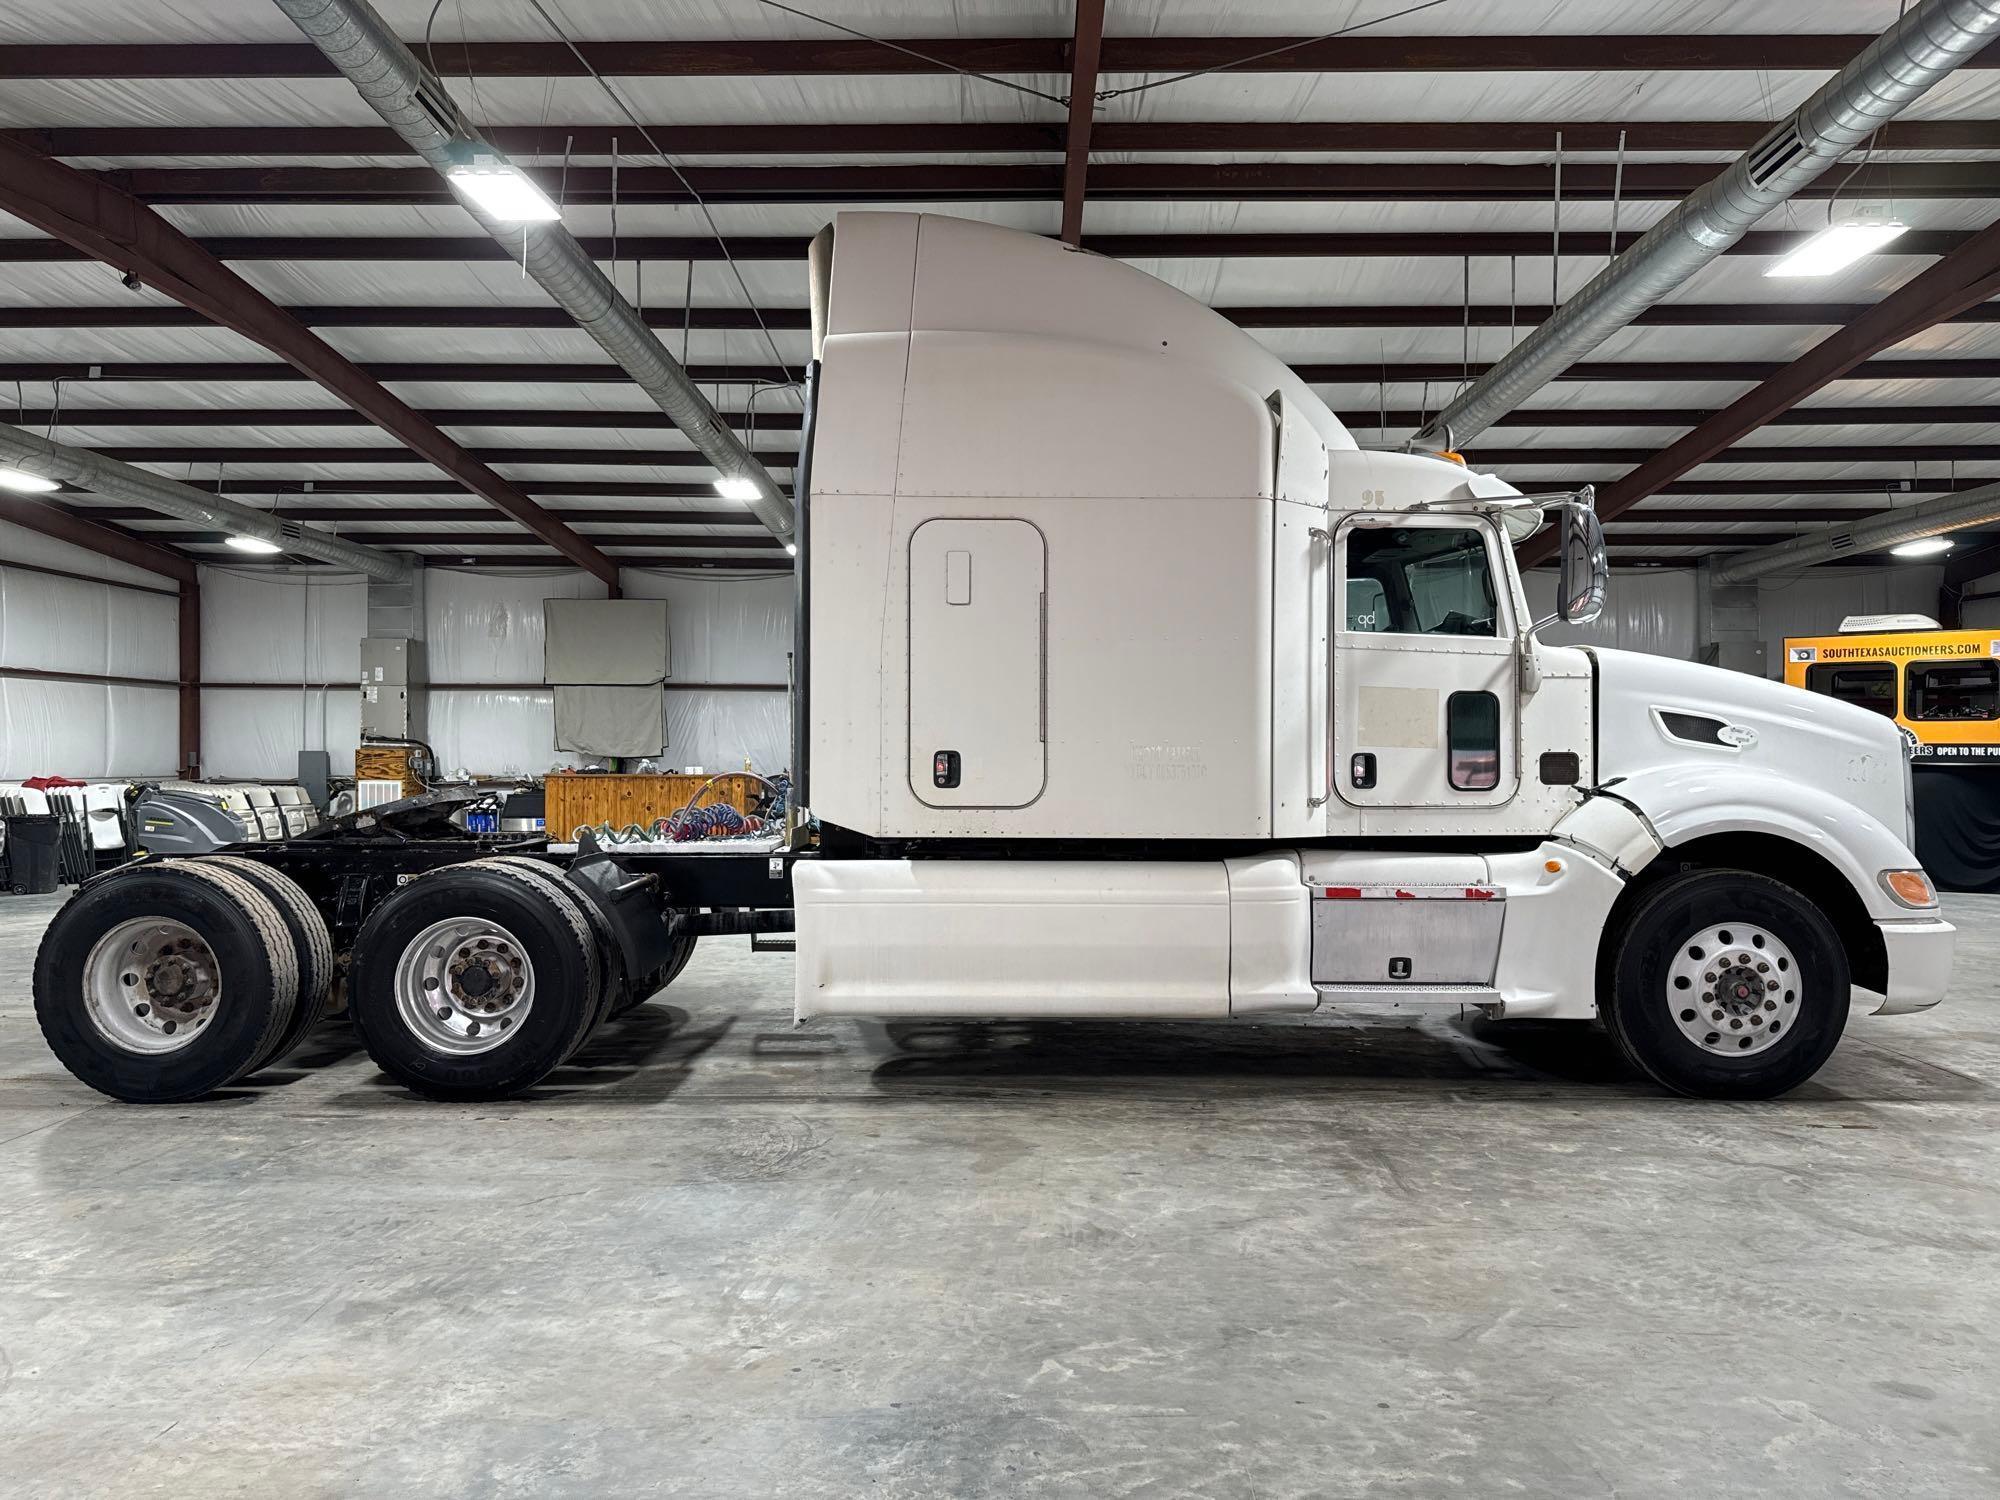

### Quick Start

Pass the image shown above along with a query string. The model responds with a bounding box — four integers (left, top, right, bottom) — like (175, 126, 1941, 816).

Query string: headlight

(1880, 869, 1938, 908)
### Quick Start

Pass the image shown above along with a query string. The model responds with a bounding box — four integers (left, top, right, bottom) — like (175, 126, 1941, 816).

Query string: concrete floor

(0, 894, 1996, 1499)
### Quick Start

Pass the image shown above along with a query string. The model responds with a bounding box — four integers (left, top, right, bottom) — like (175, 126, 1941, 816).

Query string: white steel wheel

(1665, 922, 1799, 1058)
(82, 918, 223, 1055)
(393, 917, 536, 1056)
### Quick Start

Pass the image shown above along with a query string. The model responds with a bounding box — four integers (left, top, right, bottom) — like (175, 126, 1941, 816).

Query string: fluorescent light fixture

(225, 534, 283, 555)
(0, 465, 61, 494)
(1765, 210, 1908, 278)
(713, 476, 761, 502)
(1890, 536, 1954, 559)
(445, 154, 561, 224)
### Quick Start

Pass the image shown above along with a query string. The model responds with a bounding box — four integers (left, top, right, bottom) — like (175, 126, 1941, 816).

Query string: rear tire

(617, 927, 697, 1016)
(197, 855, 334, 1069)
(1603, 869, 1849, 1099)
(348, 863, 600, 1100)
(34, 862, 300, 1103)
(469, 856, 624, 1041)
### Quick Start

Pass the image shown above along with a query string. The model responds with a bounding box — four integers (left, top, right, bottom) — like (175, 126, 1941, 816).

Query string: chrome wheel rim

(83, 918, 221, 1055)
(1665, 921, 1799, 1058)
(393, 917, 534, 1056)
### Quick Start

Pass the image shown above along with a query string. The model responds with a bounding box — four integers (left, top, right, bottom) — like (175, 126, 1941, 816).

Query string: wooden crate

(545, 772, 762, 839)
(355, 745, 418, 797)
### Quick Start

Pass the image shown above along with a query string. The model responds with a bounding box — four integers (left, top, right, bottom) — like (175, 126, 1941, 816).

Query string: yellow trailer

(1783, 615, 2000, 762)
(1786, 614, 2000, 889)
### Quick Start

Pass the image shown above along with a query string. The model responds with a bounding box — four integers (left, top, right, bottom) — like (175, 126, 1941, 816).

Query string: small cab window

(1906, 658, 2000, 721)
(1805, 662, 1898, 718)
(1345, 526, 1499, 638)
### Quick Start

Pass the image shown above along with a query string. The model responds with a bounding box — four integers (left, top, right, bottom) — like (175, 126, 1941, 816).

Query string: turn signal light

(1879, 869, 1938, 908)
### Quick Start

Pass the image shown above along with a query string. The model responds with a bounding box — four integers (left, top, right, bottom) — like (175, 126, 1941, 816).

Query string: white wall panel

(1523, 567, 1699, 659)
(622, 570, 793, 682)
(0, 677, 177, 779)
(200, 567, 367, 682)
(425, 568, 598, 683)
(1758, 566, 1943, 668)
(428, 688, 580, 778)
(0, 517, 176, 591)
(1, 564, 176, 680)
(666, 690, 789, 773)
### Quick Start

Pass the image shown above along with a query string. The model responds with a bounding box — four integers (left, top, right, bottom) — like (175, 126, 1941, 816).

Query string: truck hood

(1588, 646, 1909, 840)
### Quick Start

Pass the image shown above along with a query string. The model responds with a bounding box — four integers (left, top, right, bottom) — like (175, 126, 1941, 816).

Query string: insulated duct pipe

(271, 0, 795, 541)
(0, 422, 413, 582)
(1415, 0, 2000, 450)
(1713, 481, 2000, 584)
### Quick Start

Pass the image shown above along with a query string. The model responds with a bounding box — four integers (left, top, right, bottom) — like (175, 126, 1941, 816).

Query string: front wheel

(1602, 869, 1850, 1099)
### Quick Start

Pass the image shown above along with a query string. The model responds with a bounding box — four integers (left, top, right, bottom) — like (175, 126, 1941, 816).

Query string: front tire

(1603, 869, 1850, 1099)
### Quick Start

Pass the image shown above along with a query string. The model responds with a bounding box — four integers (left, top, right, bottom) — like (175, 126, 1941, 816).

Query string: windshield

(1345, 526, 1498, 637)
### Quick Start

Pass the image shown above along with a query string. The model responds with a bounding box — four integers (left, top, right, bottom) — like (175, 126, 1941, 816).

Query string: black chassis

(217, 789, 796, 960)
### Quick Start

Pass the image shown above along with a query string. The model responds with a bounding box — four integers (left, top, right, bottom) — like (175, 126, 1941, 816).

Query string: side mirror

(1557, 502, 1607, 626)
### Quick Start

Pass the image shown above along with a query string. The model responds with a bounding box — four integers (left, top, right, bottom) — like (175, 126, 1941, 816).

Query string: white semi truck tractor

(33, 213, 1955, 1104)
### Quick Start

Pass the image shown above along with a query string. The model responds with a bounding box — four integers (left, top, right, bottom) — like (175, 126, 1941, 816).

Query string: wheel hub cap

(1664, 922, 1799, 1058)
(394, 918, 535, 1055)
(82, 919, 221, 1055)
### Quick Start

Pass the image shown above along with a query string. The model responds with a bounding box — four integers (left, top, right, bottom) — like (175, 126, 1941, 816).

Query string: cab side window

(1344, 526, 1499, 638)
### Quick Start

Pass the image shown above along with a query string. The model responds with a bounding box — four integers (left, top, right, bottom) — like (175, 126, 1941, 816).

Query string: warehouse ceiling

(3, 0, 1999, 572)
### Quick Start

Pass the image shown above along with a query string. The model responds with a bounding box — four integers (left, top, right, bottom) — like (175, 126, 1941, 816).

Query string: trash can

(4, 814, 61, 894)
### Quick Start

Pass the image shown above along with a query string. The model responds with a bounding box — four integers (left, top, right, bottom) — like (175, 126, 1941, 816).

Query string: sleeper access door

(908, 518, 1047, 808)
(1332, 514, 1519, 811)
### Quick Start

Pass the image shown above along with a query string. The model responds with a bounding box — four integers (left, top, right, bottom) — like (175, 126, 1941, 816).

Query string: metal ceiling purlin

(1517, 216, 2000, 568)
(0, 230, 1975, 265)
(12, 120, 2000, 157)
(0, 134, 621, 589)
(10, 355, 2000, 385)
(84, 161, 2000, 207)
(7, 34, 2000, 79)
(2, 303, 1996, 334)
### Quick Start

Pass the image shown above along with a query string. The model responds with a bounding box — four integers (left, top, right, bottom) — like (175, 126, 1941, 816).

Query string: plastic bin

(4, 814, 62, 894)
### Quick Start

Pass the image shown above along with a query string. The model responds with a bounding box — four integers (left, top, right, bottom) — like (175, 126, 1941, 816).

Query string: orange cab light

(1435, 449, 1467, 465)
(1544, 859, 1563, 873)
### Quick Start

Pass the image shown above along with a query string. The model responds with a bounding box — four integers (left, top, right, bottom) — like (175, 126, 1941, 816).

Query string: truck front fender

(1595, 763, 1920, 922)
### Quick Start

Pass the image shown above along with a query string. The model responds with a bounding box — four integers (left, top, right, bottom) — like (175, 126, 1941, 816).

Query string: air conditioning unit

(357, 779, 405, 811)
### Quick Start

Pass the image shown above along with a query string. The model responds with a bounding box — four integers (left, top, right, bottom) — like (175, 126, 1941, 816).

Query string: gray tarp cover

(552, 685, 667, 757)
(543, 598, 670, 685)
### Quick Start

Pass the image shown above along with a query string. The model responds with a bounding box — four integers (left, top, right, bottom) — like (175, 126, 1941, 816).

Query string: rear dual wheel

(34, 862, 301, 1103)
(348, 862, 601, 1101)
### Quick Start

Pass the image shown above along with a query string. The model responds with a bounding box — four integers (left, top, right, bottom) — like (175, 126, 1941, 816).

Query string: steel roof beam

(1059, 0, 1105, 245)
(1521, 215, 2000, 565)
(0, 133, 619, 587)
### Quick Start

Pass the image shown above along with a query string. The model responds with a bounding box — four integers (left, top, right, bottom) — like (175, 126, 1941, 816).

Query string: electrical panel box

(359, 637, 427, 741)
